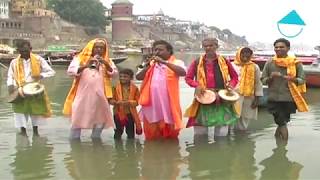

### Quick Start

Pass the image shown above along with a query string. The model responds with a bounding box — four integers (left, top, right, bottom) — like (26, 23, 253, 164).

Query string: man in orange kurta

(136, 40, 186, 140)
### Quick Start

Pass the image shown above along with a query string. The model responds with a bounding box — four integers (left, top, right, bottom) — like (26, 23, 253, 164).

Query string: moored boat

(0, 53, 128, 66)
(46, 56, 128, 66)
(303, 63, 320, 87)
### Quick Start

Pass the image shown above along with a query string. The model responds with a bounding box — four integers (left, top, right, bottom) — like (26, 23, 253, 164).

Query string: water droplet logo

(277, 10, 306, 38)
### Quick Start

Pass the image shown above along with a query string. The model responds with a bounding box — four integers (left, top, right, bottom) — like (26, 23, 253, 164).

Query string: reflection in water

(186, 134, 257, 179)
(10, 136, 54, 180)
(64, 140, 113, 179)
(141, 140, 181, 179)
(111, 140, 142, 179)
(260, 140, 303, 180)
(186, 135, 257, 180)
(230, 134, 257, 180)
(186, 138, 234, 179)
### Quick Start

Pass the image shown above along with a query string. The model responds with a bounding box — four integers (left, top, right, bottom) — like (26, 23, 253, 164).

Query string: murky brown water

(1, 53, 320, 179)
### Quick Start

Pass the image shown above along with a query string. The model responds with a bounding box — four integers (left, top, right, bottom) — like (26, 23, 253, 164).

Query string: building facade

(11, 0, 49, 17)
(111, 0, 133, 42)
(0, 0, 10, 19)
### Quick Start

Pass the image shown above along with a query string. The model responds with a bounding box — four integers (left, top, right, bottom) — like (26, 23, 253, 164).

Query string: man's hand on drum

(225, 82, 233, 91)
(195, 86, 205, 97)
(18, 87, 25, 98)
(33, 75, 43, 81)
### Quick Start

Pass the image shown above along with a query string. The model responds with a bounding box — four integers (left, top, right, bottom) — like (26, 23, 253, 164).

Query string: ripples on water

(1, 54, 320, 179)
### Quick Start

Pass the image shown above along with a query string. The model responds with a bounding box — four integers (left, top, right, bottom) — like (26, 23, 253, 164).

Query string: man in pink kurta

(139, 61, 186, 125)
(63, 39, 117, 140)
(136, 40, 186, 140)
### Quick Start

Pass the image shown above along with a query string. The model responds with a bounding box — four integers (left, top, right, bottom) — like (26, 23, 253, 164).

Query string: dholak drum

(22, 82, 45, 96)
(218, 89, 240, 104)
(7, 83, 45, 103)
(7, 87, 23, 103)
(195, 89, 216, 104)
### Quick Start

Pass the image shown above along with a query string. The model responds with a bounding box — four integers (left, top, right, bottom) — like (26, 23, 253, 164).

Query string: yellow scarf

(184, 55, 230, 118)
(234, 48, 255, 96)
(273, 55, 308, 112)
(63, 38, 113, 115)
(14, 53, 52, 117)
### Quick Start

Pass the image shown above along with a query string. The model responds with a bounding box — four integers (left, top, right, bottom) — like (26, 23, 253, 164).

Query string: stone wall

(0, 16, 90, 48)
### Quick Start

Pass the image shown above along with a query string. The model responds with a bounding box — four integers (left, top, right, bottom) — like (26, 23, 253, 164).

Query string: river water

(0, 53, 320, 179)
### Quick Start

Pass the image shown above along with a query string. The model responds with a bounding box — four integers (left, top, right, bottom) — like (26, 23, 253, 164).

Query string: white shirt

(7, 55, 56, 87)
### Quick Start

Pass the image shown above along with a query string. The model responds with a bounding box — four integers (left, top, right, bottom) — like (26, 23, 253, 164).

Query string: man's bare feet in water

(33, 126, 39, 137)
(19, 127, 27, 136)
(274, 125, 288, 142)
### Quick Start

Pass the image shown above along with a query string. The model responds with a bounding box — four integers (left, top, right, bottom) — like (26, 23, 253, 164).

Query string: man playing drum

(7, 39, 55, 136)
(185, 38, 238, 138)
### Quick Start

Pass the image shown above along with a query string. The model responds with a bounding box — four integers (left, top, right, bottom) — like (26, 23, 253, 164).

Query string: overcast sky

(101, 0, 319, 50)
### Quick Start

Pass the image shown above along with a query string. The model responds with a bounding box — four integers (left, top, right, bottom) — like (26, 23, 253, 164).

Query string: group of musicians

(6, 37, 307, 142)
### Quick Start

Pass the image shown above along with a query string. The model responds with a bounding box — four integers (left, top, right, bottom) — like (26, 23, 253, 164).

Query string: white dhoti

(193, 125, 229, 137)
(234, 96, 259, 131)
(14, 113, 47, 128)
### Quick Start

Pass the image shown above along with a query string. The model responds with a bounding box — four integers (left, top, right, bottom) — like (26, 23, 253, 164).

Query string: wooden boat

(0, 53, 128, 66)
(303, 63, 320, 87)
(112, 45, 142, 55)
(46, 56, 128, 66)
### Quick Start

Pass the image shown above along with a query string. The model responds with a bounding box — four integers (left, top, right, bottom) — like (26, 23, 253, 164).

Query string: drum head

(195, 90, 216, 104)
(22, 82, 45, 95)
(218, 89, 240, 102)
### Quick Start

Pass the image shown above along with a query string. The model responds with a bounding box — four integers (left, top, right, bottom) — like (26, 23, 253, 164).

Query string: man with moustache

(185, 38, 239, 138)
(136, 40, 186, 140)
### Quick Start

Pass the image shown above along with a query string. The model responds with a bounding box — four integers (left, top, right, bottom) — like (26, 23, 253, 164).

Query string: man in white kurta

(7, 40, 55, 136)
(232, 47, 263, 131)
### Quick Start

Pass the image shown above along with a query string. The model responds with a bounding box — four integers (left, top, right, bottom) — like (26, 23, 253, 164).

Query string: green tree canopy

(47, 0, 108, 29)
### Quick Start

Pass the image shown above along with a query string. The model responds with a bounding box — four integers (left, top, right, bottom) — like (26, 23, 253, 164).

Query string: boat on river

(0, 53, 128, 66)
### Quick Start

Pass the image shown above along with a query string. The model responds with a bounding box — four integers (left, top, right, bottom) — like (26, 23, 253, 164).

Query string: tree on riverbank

(47, 0, 108, 30)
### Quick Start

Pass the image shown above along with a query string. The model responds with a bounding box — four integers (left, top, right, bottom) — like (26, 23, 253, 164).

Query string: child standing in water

(110, 68, 142, 139)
